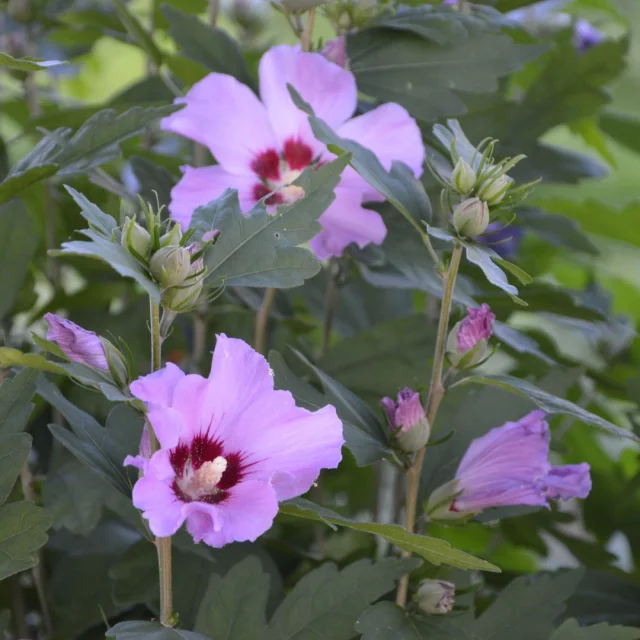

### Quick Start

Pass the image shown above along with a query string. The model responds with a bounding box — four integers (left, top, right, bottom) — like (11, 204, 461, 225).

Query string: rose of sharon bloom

(45, 313, 108, 370)
(456, 304, 495, 352)
(125, 334, 343, 546)
(161, 44, 424, 259)
(428, 410, 591, 518)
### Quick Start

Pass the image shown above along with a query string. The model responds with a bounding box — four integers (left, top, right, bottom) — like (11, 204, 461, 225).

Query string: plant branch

(396, 242, 463, 607)
(254, 287, 276, 354)
(321, 261, 340, 357)
(301, 7, 316, 52)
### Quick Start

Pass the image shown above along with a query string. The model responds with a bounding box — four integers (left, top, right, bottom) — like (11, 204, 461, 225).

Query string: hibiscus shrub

(1, 0, 640, 638)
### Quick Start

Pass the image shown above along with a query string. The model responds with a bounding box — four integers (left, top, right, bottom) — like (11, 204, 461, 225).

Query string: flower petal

(129, 363, 185, 407)
(309, 189, 387, 259)
(259, 44, 356, 152)
(132, 474, 185, 537)
(146, 407, 186, 451)
(169, 165, 258, 230)
(195, 480, 279, 547)
(337, 103, 424, 199)
(543, 463, 592, 500)
(161, 73, 277, 175)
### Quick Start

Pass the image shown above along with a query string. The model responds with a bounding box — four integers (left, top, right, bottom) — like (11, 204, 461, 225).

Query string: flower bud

(121, 217, 151, 260)
(452, 198, 489, 238)
(446, 304, 495, 368)
(426, 479, 464, 521)
(161, 243, 207, 312)
(477, 174, 513, 206)
(100, 338, 130, 387)
(150, 246, 191, 287)
(45, 313, 108, 370)
(321, 36, 347, 68)
(159, 225, 183, 247)
(416, 579, 455, 615)
(381, 388, 430, 453)
(451, 158, 476, 195)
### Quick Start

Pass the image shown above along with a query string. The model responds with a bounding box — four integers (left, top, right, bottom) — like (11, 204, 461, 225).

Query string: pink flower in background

(45, 313, 108, 370)
(446, 410, 591, 515)
(456, 304, 495, 353)
(125, 334, 343, 547)
(321, 36, 348, 68)
(162, 44, 424, 259)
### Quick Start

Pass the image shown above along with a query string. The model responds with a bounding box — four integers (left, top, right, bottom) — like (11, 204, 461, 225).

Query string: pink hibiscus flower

(125, 334, 343, 547)
(161, 44, 424, 259)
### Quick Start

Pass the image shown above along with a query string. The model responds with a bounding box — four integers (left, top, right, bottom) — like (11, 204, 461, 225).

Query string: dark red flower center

(170, 433, 246, 505)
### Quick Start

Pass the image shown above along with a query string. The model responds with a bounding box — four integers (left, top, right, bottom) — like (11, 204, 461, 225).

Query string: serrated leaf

(347, 10, 546, 122)
(356, 602, 471, 639)
(551, 619, 640, 640)
(0, 433, 32, 505)
(114, 0, 163, 67)
(194, 556, 269, 639)
(466, 571, 584, 640)
(190, 156, 349, 288)
(106, 621, 211, 640)
(453, 374, 639, 442)
(264, 557, 422, 640)
(0, 204, 39, 320)
(0, 369, 38, 436)
(0, 52, 66, 71)
(600, 110, 640, 155)
(0, 502, 51, 581)
(64, 185, 119, 235)
(464, 244, 525, 304)
(161, 4, 254, 87)
(281, 498, 499, 572)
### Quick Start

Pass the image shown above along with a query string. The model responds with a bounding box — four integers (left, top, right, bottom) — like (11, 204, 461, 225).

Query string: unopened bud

(416, 580, 455, 615)
(162, 243, 207, 312)
(477, 174, 512, 206)
(446, 304, 495, 369)
(100, 338, 130, 387)
(451, 158, 476, 195)
(121, 217, 151, 260)
(160, 225, 183, 247)
(452, 198, 489, 237)
(321, 36, 348, 68)
(381, 388, 430, 453)
(150, 246, 191, 287)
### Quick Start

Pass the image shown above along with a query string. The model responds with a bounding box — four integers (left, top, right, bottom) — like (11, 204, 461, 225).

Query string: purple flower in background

(428, 410, 592, 518)
(161, 44, 424, 260)
(477, 222, 523, 260)
(573, 18, 605, 52)
(45, 313, 108, 370)
(125, 334, 343, 547)
(321, 36, 347, 68)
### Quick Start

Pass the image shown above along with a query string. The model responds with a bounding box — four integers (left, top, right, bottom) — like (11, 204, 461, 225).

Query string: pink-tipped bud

(381, 388, 430, 452)
(321, 36, 348, 68)
(452, 198, 489, 237)
(416, 579, 456, 615)
(446, 304, 495, 368)
(45, 313, 109, 370)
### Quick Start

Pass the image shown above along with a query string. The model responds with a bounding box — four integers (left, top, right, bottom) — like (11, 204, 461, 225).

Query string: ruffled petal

(259, 44, 356, 153)
(132, 474, 185, 537)
(543, 463, 592, 500)
(129, 363, 185, 408)
(146, 407, 186, 451)
(309, 188, 387, 259)
(196, 480, 279, 547)
(161, 73, 277, 175)
(337, 103, 424, 200)
(169, 165, 258, 230)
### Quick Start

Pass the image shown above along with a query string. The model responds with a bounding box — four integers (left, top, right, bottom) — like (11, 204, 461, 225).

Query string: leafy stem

(395, 242, 463, 608)
(149, 299, 174, 627)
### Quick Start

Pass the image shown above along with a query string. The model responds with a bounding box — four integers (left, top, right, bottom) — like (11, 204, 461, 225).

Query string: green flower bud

(121, 217, 151, 260)
(100, 338, 129, 388)
(159, 225, 183, 247)
(477, 174, 513, 205)
(162, 278, 204, 313)
(150, 246, 191, 287)
(451, 158, 476, 195)
(452, 198, 489, 237)
(416, 580, 455, 615)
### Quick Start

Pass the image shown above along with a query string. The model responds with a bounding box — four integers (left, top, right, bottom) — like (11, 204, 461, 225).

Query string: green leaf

(0, 369, 38, 436)
(190, 156, 349, 288)
(0, 502, 51, 581)
(0, 204, 39, 320)
(64, 185, 119, 235)
(0, 105, 181, 205)
(281, 498, 500, 572)
(39, 376, 141, 495)
(194, 556, 269, 639)
(114, 0, 163, 67)
(130, 155, 176, 209)
(0, 348, 67, 375)
(464, 244, 526, 304)
(356, 602, 471, 639)
(0, 433, 32, 505)
(466, 570, 584, 640)
(599, 110, 640, 155)
(264, 557, 422, 640)
(551, 620, 640, 640)
(453, 374, 639, 442)
(107, 622, 212, 639)
(0, 52, 65, 71)
(161, 4, 254, 88)
(290, 87, 432, 228)
(347, 10, 546, 122)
